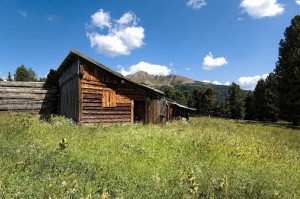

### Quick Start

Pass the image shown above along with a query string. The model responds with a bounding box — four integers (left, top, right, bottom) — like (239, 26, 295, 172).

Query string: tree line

(165, 15, 300, 125)
(162, 83, 246, 120)
(0, 65, 47, 82)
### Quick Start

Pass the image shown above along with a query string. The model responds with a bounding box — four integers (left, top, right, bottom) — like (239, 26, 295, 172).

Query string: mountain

(126, 71, 233, 101)
(126, 71, 195, 87)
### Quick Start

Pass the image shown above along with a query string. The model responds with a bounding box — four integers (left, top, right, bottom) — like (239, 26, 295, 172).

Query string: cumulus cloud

(212, 81, 222, 85)
(18, 10, 27, 17)
(86, 9, 145, 57)
(116, 12, 136, 25)
(237, 74, 269, 90)
(118, 61, 171, 76)
(201, 80, 230, 86)
(187, 0, 207, 9)
(240, 0, 284, 18)
(296, 0, 300, 5)
(91, 9, 111, 29)
(202, 52, 228, 70)
(224, 81, 230, 86)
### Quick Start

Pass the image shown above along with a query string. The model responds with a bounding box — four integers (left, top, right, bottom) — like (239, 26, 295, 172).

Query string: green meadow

(0, 113, 299, 198)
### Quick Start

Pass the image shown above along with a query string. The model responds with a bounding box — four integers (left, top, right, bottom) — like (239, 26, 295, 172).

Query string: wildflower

(61, 181, 67, 188)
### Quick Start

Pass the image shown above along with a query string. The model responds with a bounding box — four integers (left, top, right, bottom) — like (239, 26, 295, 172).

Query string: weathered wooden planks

(0, 81, 52, 88)
(79, 62, 142, 124)
(0, 81, 57, 114)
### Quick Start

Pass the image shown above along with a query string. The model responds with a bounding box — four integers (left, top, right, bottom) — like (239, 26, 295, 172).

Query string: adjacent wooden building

(0, 81, 57, 114)
(56, 49, 194, 125)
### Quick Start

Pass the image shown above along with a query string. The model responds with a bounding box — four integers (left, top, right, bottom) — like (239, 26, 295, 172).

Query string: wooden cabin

(56, 49, 193, 125)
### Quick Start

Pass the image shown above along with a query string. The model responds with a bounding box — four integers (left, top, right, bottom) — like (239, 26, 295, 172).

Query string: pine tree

(228, 83, 245, 119)
(14, 65, 38, 82)
(253, 79, 267, 121)
(274, 15, 300, 125)
(264, 73, 279, 122)
(245, 91, 255, 120)
(7, 72, 12, 81)
(253, 74, 279, 122)
(192, 89, 204, 114)
(202, 88, 216, 116)
(28, 68, 37, 81)
(162, 86, 175, 100)
(14, 65, 29, 81)
(219, 100, 230, 118)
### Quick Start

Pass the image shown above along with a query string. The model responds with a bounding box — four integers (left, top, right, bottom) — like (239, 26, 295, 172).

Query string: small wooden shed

(56, 49, 193, 125)
(166, 99, 196, 121)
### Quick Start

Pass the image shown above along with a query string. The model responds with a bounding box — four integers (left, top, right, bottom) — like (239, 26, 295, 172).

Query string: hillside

(1, 113, 299, 198)
(126, 72, 233, 101)
(126, 71, 195, 87)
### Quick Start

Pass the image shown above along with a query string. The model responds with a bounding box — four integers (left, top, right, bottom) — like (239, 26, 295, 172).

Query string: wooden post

(131, 100, 134, 124)
(78, 62, 83, 124)
(145, 98, 149, 124)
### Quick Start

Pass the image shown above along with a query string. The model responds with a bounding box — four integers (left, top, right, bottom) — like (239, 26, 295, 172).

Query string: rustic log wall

(148, 99, 166, 124)
(59, 59, 80, 122)
(0, 81, 57, 114)
(80, 62, 148, 124)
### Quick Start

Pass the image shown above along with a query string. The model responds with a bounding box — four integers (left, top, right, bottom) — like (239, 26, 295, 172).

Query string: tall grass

(0, 113, 299, 198)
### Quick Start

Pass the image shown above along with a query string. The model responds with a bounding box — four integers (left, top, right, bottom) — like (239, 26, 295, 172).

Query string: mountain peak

(126, 71, 195, 87)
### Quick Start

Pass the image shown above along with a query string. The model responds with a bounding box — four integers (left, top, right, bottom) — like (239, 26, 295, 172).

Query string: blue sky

(0, 0, 299, 90)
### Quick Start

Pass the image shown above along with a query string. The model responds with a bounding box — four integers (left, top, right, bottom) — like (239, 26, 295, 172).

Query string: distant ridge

(125, 71, 239, 101)
(125, 71, 195, 87)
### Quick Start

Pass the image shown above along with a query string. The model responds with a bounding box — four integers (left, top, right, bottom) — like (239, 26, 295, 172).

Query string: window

(102, 90, 116, 107)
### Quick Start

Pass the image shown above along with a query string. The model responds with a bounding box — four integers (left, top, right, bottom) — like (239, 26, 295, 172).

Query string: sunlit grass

(0, 113, 299, 198)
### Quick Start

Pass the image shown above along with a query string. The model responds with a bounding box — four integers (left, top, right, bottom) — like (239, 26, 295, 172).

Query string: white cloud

(237, 73, 269, 90)
(202, 79, 230, 86)
(187, 0, 207, 9)
(18, 10, 27, 17)
(116, 12, 136, 25)
(224, 81, 230, 86)
(91, 9, 111, 29)
(237, 17, 244, 21)
(202, 52, 228, 70)
(296, 0, 300, 5)
(240, 0, 284, 18)
(118, 61, 171, 76)
(47, 15, 57, 22)
(86, 9, 145, 57)
(185, 67, 191, 70)
(212, 81, 222, 85)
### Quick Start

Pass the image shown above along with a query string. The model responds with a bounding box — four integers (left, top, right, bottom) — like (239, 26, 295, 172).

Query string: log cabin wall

(166, 105, 173, 121)
(79, 61, 149, 124)
(148, 99, 167, 124)
(58, 59, 80, 122)
(0, 81, 57, 114)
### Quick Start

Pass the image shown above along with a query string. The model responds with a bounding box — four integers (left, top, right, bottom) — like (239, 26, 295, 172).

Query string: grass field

(0, 113, 299, 198)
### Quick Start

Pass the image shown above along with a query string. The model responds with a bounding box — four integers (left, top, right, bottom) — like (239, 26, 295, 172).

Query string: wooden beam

(131, 100, 134, 124)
